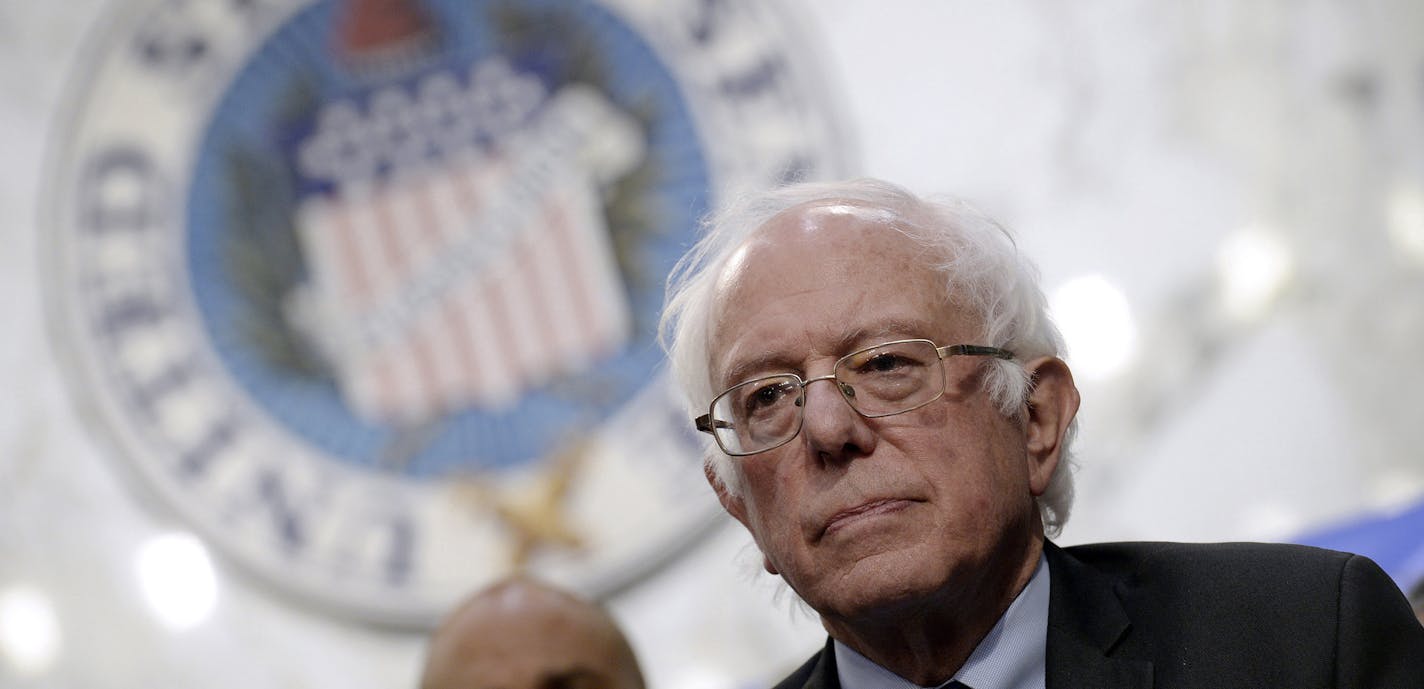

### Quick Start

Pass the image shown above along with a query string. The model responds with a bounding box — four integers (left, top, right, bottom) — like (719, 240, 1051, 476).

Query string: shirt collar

(833, 553, 1049, 689)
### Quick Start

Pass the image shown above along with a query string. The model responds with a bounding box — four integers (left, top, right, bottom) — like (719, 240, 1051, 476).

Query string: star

(452, 438, 589, 570)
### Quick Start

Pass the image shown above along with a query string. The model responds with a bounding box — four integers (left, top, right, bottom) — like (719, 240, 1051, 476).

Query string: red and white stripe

(294, 150, 632, 423)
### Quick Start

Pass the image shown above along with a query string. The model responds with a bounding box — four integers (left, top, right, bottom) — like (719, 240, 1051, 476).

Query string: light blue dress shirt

(833, 554, 1049, 689)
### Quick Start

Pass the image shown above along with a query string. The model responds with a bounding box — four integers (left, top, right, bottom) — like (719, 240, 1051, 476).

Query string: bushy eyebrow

(718, 352, 804, 390)
(716, 317, 938, 387)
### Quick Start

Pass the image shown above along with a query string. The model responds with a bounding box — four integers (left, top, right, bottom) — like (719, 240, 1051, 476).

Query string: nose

(798, 375, 876, 463)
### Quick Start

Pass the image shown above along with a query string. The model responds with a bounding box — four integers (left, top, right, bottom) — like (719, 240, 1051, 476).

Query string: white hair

(659, 178, 1076, 537)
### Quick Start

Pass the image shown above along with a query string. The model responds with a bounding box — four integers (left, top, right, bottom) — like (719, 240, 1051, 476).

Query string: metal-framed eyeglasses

(695, 339, 1014, 456)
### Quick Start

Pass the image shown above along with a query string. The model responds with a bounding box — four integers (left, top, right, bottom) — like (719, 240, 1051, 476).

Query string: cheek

(912, 418, 1028, 514)
(740, 501, 794, 577)
(745, 467, 809, 553)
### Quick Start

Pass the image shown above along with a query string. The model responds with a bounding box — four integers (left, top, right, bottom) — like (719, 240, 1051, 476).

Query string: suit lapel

(1043, 542, 1153, 689)
(808, 639, 841, 689)
(791, 639, 840, 689)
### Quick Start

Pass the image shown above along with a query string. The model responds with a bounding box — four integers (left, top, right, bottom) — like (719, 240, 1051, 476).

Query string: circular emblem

(44, 0, 852, 626)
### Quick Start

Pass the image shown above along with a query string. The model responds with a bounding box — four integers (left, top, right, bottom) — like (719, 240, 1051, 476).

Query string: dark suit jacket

(771, 541, 1424, 688)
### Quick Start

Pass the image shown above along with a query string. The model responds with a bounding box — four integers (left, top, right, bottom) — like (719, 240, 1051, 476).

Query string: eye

(744, 379, 795, 413)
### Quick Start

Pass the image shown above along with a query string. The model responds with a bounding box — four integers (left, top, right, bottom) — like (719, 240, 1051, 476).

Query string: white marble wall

(2, 1, 1422, 688)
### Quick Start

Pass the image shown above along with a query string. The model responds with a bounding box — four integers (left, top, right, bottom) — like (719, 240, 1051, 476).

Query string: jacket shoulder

(1052, 540, 1424, 685)
(1061, 540, 1354, 583)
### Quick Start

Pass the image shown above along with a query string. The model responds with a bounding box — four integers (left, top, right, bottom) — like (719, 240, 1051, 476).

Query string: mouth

(820, 498, 916, 538)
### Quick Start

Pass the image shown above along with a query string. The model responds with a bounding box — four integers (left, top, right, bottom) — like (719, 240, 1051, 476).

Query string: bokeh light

(134, 532, 219, 631)
(1217, 226, 1293, 322)
(1388, 182, 1424, 264)
(1050, 274, 1138, 381)
(0, 585, 61, 675)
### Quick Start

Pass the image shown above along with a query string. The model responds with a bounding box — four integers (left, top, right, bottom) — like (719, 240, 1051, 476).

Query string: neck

(823, 532, 1045, 686)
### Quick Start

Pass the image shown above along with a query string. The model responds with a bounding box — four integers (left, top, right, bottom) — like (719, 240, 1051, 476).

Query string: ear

(1021, 356, 1080, 497)
(704, 462, 780, 575)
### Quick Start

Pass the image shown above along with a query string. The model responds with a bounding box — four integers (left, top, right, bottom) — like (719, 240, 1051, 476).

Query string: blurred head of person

(420, 577, 645, 689)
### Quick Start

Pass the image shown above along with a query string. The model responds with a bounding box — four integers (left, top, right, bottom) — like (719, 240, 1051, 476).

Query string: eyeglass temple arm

(939, 344, 1015, 360)
(694, 414, 733, 434)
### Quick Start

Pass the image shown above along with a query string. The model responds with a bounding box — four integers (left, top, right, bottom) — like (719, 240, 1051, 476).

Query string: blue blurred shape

(1293, 497, 1424, 593)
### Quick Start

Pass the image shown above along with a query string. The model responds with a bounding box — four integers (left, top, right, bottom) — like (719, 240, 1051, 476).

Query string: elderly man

(660, 178, 1424, 688)
(419, 577, 645, 689)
